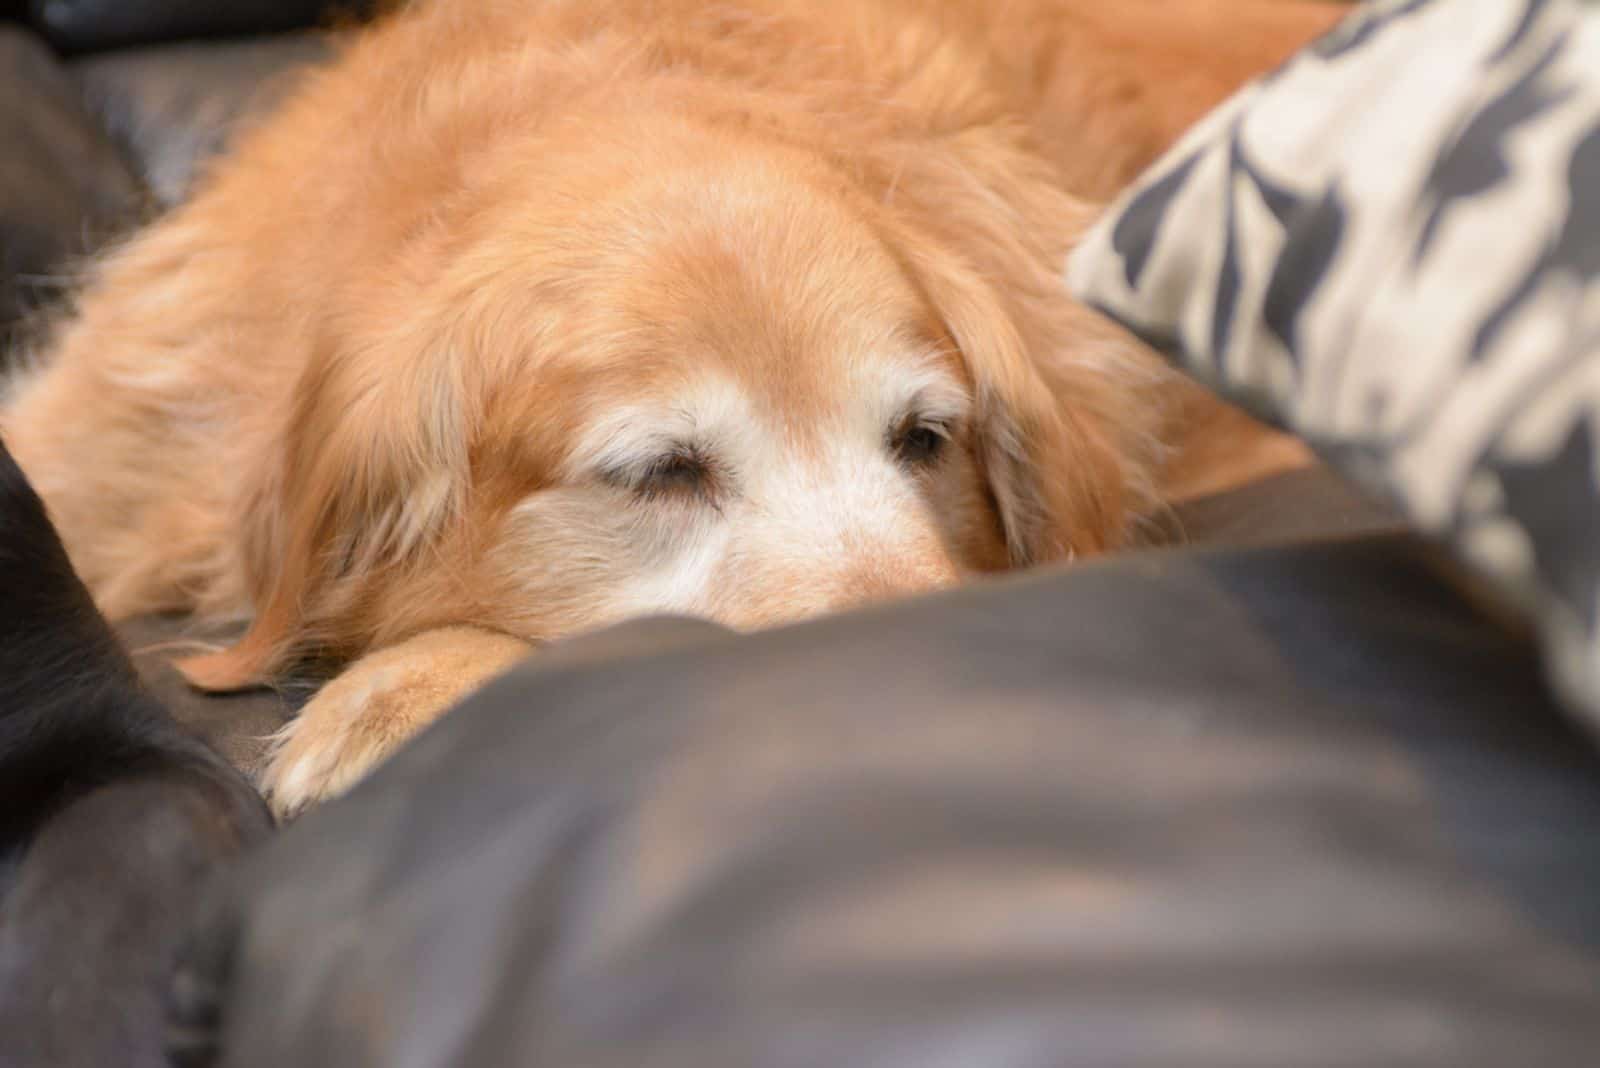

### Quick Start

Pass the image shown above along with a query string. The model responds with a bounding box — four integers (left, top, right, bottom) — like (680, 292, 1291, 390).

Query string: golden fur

(1, 0, 1342, 813)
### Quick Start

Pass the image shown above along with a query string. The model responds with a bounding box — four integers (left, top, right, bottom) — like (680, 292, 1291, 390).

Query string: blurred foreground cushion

(173, 538, 1600, 1067)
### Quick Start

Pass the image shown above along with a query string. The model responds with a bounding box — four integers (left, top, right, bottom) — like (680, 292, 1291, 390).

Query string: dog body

(2, 0, 1341, 812)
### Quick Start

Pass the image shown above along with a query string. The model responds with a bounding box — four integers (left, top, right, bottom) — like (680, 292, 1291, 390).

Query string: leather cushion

(73, 34, 333, 208)
(0, 26, 143, 348)
(25, 0, 363, 53)
(177, 534, 1600, 1066)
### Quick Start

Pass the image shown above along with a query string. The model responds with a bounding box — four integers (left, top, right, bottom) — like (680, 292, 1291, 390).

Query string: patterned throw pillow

(1069, 0, 1600, 729)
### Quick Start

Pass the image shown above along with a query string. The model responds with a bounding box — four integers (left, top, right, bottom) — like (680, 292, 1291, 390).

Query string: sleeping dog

(2, 0, 1343, 816)
(0, 438, 270, 1068)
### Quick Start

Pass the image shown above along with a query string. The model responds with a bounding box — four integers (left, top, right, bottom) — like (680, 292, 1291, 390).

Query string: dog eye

(641, 453, 708, 494)
(607, 447, 718, 502)
(891, 421, 949, 467)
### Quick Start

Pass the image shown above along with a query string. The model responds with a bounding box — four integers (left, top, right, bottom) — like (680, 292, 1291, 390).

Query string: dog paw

(260, 661, 417, 820)
(258, 627, 531, 820)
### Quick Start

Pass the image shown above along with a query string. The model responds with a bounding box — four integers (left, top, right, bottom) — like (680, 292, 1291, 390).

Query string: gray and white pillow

(1069, 0, 1600, 729)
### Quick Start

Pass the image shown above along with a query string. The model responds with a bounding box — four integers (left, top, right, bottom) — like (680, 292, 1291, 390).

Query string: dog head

(179, 105, 1160, 689)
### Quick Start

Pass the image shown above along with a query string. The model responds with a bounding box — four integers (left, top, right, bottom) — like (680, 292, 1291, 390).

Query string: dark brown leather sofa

(4, 5, 1600, 1065)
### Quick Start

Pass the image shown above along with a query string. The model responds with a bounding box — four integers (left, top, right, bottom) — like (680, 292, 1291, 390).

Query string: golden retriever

(1, 0, 1342, 815)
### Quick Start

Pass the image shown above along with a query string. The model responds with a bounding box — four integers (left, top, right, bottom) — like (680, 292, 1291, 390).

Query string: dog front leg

(260, 626, 531, 820)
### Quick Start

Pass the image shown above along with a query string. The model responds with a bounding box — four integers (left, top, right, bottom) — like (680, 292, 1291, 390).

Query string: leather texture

(23, 0, 355, 53)
(176, 538, 1600, 1067)
(74, 34, 333, 207)
(0, 27, 144, 349)
(0, 27, 328, 348)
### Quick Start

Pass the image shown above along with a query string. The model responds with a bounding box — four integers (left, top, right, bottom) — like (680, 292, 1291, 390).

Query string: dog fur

(0, 438, 271, 1067)
(1, 0, 1343, 814)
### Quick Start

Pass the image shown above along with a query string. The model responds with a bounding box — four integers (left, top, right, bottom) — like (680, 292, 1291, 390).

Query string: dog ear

(853, 0, 1336, 560)
(902, 235, 1146, 565)
(877, 137, 1168, 566)
(176, 339, 471, 692)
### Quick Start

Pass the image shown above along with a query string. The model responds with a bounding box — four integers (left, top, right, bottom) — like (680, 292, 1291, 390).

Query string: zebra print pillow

(1069, 0, 1600, 731)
